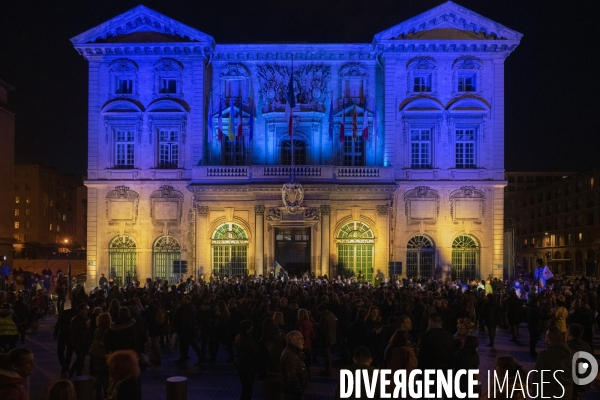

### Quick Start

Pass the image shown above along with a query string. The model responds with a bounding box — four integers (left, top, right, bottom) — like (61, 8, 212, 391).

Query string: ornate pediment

(70, 5, 214, 45)
(257, 63, 330, 107)
(150, 185, 184, 225)
(373, 1, 522, 43)
(404, 186, 440, 224)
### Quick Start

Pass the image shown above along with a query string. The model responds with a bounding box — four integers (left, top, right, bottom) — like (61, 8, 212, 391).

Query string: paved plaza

(22, 307, 600, 399)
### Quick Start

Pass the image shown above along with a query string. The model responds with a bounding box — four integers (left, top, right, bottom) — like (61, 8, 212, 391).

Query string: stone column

(254, 205, 265, 277)
(320, 205, 331, 277)
(195, 203, 209, 279)
(377, 205, 390, 279)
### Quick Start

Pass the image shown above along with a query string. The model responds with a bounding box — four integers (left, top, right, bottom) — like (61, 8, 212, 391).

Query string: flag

(248, 99, 254, 142)
(274, 261, 288, 279)
(285, 68, 295, 139)
(542, 266, 554, 280)
(217, 100, 223, 142)
(362, 98, 369, 141)
(237, 101, 243, 140)
(339, 101, 345, 143)
(372, 106, 378, 144)
(352, 103, 358, 141)
(328, 96, 334, 141)
(228, 99, 234, 141)
(207, 96, 213, 143)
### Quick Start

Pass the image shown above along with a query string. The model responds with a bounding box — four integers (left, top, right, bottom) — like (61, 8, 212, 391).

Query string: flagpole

(209, 92, 212, 164)
(291, 56, 295, 183)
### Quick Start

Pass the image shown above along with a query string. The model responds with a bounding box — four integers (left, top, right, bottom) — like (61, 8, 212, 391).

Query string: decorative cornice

(187, 184, 397, 193)
(73, 44, 210, 59)
(375, 42, 519, 54)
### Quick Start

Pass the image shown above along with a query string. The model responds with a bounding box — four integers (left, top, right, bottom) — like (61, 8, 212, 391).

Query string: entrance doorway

(275, 227, 311, 277)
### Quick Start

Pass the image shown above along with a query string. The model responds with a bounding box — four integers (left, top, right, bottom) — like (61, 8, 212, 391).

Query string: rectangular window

(49, 224, 52, 231)
(343, 79, 364, 101)
(342, 136, 365, 167)
(413, 74, 431, 92)
(63, 214, 67, 221)
(282, 140, 307, 166)
(25, 221, 30, 229)
(410, 129, 431, 168)
(115, 129, 135, 169)
(224, 80, 242, 99)
(56, 225, 60, 232)
(50, 199, 53, 207)
(14, 209, 19, 216)
(158, 129, 179, 169)
(14, 222, 19, 229)
(159, 77, 177, 94)
(458, 73, 476, 92)
(455, 129, 476, 168)
(223, 136, 244, 166)
(25, 196, 30, 204)
(15, 196, 19, 204)
(115, 77, 133, 94)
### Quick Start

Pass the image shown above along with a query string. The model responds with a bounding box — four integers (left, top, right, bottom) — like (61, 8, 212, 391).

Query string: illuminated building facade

(72, 2, 521, 285)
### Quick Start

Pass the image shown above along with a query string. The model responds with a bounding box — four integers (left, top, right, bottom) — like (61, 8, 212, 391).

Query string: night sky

(1, 0, 599, 177)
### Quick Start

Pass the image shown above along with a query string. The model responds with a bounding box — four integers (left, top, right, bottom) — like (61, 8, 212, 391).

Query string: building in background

(75, 185, 88, 248)
(0, 79, 15, 267)
(13, 164, 81, 253)
(72, 2, 521, 285)
(506, 168, 600, 278)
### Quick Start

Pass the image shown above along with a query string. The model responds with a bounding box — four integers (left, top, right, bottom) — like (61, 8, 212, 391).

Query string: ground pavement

(23, 309, 600, 399)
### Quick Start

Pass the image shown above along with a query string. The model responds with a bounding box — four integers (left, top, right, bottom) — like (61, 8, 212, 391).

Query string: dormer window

(159, 78, 177, 94)
(458, 73, 476, 92)
(115, 77, 133, 94)
(108, 59, 138, 98)
(406, 56, 437, 95)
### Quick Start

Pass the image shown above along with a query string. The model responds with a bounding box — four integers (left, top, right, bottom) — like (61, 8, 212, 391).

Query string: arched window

(153, 236, 181, 283)
(451, 235, 479, 281)
(281, 139, 306, 165)
(212, 222, 249, 277)
(336, 221, 374, 282)
(406, 235, 435, 278)
(108, 235, 136, 285)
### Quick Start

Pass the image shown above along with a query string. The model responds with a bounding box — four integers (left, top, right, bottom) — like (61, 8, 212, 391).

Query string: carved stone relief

(404, 186, 440, 224)
(449, 186, 485, 223)
(257, 63, 330, 106)
(105, 186, 140, 225)
(304, 208, 319, 220)
(266, 208, 282, 221)
(150, 185, 184, 224)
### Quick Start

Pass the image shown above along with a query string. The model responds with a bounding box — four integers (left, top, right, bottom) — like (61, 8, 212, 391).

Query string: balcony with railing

(191, 165, 394, 183)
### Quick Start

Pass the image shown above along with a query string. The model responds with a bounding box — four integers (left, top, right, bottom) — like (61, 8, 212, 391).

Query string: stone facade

(72, 2, 521, 285)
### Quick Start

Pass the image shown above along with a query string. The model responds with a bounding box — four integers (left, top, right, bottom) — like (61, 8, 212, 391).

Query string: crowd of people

(0, 271, 598, 399)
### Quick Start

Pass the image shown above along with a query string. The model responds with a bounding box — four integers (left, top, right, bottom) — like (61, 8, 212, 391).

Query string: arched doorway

(451, 235, 480, 281)
(212, 222, 249, 277)
(152, 236, 181, 283)
(336, 221, 374, 282)
(108, 235, 137, 285)
(406, 235, 435, 279)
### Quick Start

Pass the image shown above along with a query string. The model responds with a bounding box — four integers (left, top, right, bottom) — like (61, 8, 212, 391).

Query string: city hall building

(72, 2, 521, 285)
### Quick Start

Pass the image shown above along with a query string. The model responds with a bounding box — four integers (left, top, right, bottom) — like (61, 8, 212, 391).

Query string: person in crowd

(553, 295, 569, 339)
(347, 308, 371, 360)
(55, 273, 67, 313)
(174, 295, 203, 364)
(281, 331, 309, 400)
(337, 346, 381, 400)
(569, 297, 595, 350)
(103, 307, 140, 354)
(451, 335, 480, 399)
(453, 318, 475, 351)
(492, 356, 527, 400)
(526, 297, 551, 358)
(418, 313, 454, 370)
(260, 318, 286, 399)
(567, 323, 593, 400)
(48, 379, 76, 400)
(0, 348, 36, 400)
(210, 299, 234, 363)
(533, 328, 574, 399)
(294, 309, 315, 376)
(53, 300, 79, 377)
(69, 302, 89, 376)
(506, 289, 523, 342)
(106, 350, 142, 400)
(90, 312, 111, 400)
(0, 304, 19, 352)
(481, 293, 501, 347)
(99, 274, 108, 287)
(317, 303, 336, 377)
(383, 328, 417, 373)
(235, 320, 259, 400)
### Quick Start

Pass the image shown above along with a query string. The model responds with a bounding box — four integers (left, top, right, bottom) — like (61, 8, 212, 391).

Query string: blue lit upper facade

(73, 2, 521, 284)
